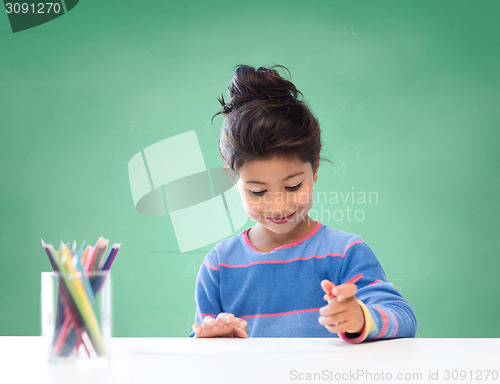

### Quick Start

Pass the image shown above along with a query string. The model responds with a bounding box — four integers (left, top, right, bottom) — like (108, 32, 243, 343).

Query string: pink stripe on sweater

(239, 307, 322, 319)
(202, 227, 366, 270)
(345, 239, 364, 253)
(373, 307, 389, 339)
(242, 221, 322, 253)
(203, 252, 345, 270)
(203, 262, 219, 271)
(196, 313, 217, 318)
(219, 253, 345, 269)
(274, 221, 323, 250)
(242, 229, 260, 252)
(387, 308, 399, 338)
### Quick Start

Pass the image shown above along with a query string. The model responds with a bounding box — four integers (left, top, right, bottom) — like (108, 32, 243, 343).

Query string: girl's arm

(335, 241, 417, 343)
(189, 248, 247, 338)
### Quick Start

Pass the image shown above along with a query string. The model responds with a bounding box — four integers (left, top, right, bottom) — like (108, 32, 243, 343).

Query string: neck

(251, 216, 317, 250)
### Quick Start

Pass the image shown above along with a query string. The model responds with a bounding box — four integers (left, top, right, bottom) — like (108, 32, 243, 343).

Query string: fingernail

(318, 316, 324, 324)
(241, 320, 247, 327)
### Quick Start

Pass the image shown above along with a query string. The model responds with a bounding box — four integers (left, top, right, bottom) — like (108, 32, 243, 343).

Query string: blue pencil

(92, 244, 120, 294)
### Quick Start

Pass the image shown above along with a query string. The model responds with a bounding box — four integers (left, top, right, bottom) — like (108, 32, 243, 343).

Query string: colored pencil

(41, 237, 120, 357)
(328, 273, 363, 298)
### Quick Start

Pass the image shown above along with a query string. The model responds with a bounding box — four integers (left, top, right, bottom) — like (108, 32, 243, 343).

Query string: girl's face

(235, 155, 318, 236)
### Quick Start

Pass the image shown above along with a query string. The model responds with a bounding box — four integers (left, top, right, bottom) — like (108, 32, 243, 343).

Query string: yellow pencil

(61, 246, 106, 355)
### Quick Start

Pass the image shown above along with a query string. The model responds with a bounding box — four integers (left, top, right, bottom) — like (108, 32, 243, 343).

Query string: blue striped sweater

(191, 222, 417, 342)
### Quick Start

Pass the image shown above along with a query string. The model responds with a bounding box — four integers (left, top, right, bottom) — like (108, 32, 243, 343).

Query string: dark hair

(213, 64, 323, 179)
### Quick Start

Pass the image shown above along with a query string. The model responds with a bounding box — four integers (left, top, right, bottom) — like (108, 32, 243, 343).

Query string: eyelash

(249, 182, 303, 197)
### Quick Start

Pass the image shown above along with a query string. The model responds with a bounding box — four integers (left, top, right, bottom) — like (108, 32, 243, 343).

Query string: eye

(286, 182, 303, 192)
(249, 190, 267, 197)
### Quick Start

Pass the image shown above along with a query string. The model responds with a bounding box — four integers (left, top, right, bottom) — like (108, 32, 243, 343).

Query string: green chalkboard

(1, 0, 499, 338)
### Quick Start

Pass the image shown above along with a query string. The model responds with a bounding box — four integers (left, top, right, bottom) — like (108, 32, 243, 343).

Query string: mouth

(267, 211, 296, 224)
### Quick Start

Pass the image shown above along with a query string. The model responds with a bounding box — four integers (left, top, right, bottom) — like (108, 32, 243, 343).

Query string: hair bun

(218, 64, 303, 115)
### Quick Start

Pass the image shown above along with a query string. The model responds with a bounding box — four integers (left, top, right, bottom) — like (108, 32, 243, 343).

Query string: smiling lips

(268, 211, 296, 224)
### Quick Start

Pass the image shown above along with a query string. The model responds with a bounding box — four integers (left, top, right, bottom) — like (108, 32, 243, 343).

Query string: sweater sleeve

(337, 240, 417, 343)
(188, 248, 222, 337)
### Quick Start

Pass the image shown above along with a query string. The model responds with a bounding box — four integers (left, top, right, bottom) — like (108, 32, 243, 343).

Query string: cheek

(295, 189, 314, 207)
(240, 193, 263, 216)
(246, 200, 264, 217)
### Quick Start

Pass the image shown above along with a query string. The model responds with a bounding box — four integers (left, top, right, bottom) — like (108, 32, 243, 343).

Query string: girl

(191, 65, 416, 342)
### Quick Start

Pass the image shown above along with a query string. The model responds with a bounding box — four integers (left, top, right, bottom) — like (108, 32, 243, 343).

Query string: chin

(264, 220, 300, 234)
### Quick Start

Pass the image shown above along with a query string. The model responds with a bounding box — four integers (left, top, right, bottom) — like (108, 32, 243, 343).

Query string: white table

(0, 337, 499, 384)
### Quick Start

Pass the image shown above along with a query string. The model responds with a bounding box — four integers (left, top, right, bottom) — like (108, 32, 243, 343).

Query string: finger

(219, 313, 244, 329)
(318, 315, 339, 327)
(233, 327, 248, 338)
(226, 315, 246, 325)
(318, 309, 351, 327)
(193, 323, 215, 338)
(192, 323, 202, 335)
(203, 316, 216, 326)
(324, 321, 350, 334)
(233, 317, 247, 326)
(321, 305, 364, 333)
(216, 313, 234, 324)
(323, 292, 336, 301)
(325, 318, 363, 334)
(320, 279, 336, 295)
(330, 283, 358, 302)
(227, 318, 247, 330)
(319, 297, 354, 317)
(225, 319, 238, 329)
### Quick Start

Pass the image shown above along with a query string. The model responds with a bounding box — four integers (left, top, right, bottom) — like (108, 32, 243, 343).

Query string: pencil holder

(41, 271, 112, 362)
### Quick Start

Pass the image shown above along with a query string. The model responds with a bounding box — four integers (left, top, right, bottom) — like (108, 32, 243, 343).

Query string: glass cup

(41, 271, 112, 362)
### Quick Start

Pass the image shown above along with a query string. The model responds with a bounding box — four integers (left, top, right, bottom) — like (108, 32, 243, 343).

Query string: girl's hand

(318, 280, 365, 335)
(192, 313, 248, 338)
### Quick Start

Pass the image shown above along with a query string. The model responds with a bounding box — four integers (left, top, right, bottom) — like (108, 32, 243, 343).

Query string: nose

(266, 193, 293, 218)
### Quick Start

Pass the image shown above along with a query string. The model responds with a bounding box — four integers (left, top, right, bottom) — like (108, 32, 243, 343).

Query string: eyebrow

(245, 172, 305, 185)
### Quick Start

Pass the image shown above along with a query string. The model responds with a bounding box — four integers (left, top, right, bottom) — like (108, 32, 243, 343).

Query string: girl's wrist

(339, 300, 375, 343)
